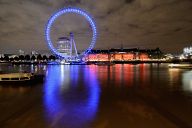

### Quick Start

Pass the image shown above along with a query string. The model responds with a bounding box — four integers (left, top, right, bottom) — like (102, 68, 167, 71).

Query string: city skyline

(0, 0, 192, 54)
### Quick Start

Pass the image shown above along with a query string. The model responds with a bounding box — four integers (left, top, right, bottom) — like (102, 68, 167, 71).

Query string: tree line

(0, 54, 57, 62)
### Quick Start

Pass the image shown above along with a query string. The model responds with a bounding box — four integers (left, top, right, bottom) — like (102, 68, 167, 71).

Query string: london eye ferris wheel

(45, 7, 97, 60)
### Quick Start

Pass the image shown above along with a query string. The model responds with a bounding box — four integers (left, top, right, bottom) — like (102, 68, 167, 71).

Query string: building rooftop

(58, 37, 70, 41)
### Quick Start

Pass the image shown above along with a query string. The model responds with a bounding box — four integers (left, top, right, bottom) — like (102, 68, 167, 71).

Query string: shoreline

(0, 60, 188, 65)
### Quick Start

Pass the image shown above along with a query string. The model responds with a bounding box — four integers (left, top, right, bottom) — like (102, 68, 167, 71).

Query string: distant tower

(57, 32, 78, 58)
(120, 43, 124, 51)
(70, 32, 78, 57)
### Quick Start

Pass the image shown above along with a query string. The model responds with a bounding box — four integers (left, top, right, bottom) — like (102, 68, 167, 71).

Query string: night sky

(0, 0, 192, 54)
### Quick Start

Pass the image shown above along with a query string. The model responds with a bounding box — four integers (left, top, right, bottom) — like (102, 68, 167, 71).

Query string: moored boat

(168, 63, 192, 69)
(0, 73, 44, 85)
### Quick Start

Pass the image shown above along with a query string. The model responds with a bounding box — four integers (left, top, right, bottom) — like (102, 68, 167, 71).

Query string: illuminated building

(86, 54, 97, 62)
(183, 47, 192, 56)
(123, 53, 135, 60)
(97, 54, 109, 61)
(86, 50, 109, 62)
(85, 48, 163, 62)
(139, 53, 149, 60)
(114, 53, 123, 61)
(57, 37, 71, 56)
(19, 49, 25, 55)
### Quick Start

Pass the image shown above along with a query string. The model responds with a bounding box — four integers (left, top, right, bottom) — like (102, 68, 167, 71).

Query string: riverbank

(0, 59, 192, 65)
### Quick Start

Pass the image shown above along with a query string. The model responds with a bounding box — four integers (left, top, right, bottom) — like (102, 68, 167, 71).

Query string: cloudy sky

(0, 0, 192, 54)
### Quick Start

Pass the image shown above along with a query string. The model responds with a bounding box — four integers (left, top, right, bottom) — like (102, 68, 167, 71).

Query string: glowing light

(183, 46, 192, 55)
(44, 65, 100, 127)
(123, 53, 134, 60)
(114, 54, 123, 61)
(87, 54, 98, 61)
(139, 53, 149, 60)
(97, 54, 109, 61)
(45, 7, 97, 59)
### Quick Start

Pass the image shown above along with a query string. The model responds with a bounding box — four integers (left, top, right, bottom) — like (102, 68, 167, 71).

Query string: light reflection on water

(43, 65, 100, 128)
(1, 64, 192, 127)
(0, 64, 46, 74)
(182, 70, 192, 93)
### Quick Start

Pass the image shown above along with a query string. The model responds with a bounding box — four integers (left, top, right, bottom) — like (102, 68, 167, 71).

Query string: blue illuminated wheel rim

(45, 7, 97, 59)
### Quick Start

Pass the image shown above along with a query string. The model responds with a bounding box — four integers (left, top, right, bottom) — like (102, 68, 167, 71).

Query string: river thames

(0, 63, 192, 128)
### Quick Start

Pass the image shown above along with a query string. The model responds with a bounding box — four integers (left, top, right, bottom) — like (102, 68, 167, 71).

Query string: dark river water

(0, 63, 192, 128)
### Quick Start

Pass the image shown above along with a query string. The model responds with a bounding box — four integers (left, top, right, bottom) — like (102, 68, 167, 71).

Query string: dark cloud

(174, 28, 183, 32)
(0, 0, 192, 54)
(128, 24, 140, 29)
(125, 0, 135, 4)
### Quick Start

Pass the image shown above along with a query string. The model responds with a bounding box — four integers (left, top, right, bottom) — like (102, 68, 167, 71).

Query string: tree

(14, 56, 19, 61)
(4, 56, 9, 61)
(31, 55, 36, 61)
(42, 55, 48, 61)
(24, 55, 30, 61)
(0, 57, 3, 61)
(155, 47, 163, 59)
(37, 54, 42, 61)
(9, 57, 14, 62)
(19, 55, 25, 61)
(49, 55, 56, 61)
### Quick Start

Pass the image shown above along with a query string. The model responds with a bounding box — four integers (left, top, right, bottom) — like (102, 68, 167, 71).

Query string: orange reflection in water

(95, 64, 135, 87)
(168, 68, 181, 87)
(89, 64, 150, 88)
(139, 64, 147, 87)
(123, 64, 134, 86)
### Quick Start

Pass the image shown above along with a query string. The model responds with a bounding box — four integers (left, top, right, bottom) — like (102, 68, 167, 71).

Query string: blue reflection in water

(44, 65, 100, 127)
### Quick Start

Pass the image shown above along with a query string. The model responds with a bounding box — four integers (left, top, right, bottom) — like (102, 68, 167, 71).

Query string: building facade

(85, 48, 163, 62)
(57, 37, 71, 57)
